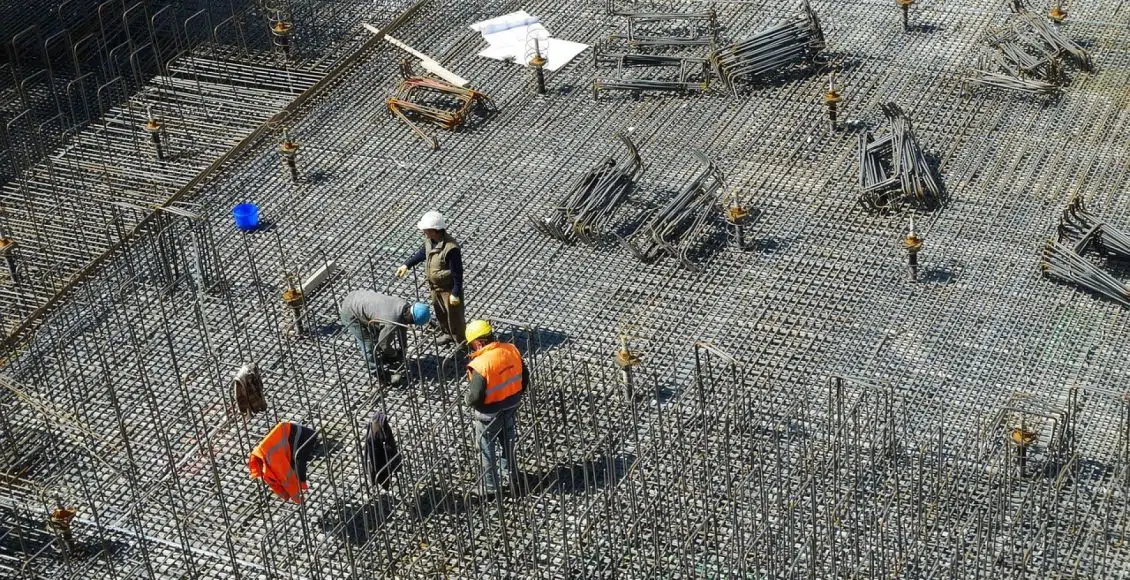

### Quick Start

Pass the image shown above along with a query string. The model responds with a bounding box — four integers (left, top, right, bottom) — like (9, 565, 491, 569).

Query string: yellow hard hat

(465, 319, 493, 343)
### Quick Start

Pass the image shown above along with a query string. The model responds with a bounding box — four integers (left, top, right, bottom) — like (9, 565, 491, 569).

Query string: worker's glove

(449, 295, 462, 307)
(395, 265, 409, 278)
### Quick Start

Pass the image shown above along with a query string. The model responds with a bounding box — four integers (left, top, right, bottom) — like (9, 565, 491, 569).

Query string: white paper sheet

(469, 11, 589, 71)
(469, 11, 537, 34)
(541, 38, 589, 72)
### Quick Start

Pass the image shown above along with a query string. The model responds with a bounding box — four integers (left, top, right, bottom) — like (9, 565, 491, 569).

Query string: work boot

(435, 334, 455, 346)
(388, 373, 404, 387)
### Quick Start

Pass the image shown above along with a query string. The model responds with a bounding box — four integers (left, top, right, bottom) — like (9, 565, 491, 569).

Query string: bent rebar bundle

(858, 103, 942, 213)
(605, 1, 719, 47)
(387, 75, 496, 150)
(966, 10, 1091, 96)
(622, 151, 724, 270)
(592, 47, 711, 96)
(530, 132, 642, 245)
(1041, 197, 1130, 307)
(708, 0, 825, 96)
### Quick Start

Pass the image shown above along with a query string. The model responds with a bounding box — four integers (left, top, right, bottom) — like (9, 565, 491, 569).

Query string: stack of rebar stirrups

(594, 1, 825, 97)
(857, 103, 943, 213)
(387, 66, 496, 150)
(620, 150, 726, 270)
(594, 1, 718, 96)
(1041, 196, 1130, 307)
(708, 0, 826, 96)
(966, 10, 1092, 96)
(529, 131, 643, 244)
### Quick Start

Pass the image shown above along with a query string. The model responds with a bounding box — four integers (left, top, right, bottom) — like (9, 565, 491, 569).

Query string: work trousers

(431, 289, 466, 344)
(474, 407, 518, 493)
(341, 313, 401, 376)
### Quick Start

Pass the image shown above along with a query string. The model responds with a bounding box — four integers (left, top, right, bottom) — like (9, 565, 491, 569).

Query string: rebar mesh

(2, 0, 1130, 578)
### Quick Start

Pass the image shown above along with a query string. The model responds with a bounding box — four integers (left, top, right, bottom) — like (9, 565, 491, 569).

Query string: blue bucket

(233, 203, 259, 231)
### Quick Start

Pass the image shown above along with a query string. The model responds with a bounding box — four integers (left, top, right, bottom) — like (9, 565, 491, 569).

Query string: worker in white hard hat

(396, 211, 466, 346)
(464, 320, 526, 497)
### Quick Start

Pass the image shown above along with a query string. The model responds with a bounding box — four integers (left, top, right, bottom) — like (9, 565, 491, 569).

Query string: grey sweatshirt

(340, 290, 410, 357)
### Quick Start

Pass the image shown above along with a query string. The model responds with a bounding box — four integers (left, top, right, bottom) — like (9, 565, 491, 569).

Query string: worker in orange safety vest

(464, 320, 527, 496)
(249, 422, 318, 504)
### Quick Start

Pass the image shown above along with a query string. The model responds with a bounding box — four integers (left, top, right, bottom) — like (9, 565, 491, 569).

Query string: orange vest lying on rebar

(249, 422, 307, 504)
(467, 342, 524, 405)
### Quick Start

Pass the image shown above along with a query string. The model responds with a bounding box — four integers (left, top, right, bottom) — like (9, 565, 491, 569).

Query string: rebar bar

(621, 150, 724, 270)
(1041, 196, 1130, 307)
(857, 102, 942, 213)
(2, 0, 1130, 577)
(386, 74, 497, 151)
(608, 7, 719, 48)
(530, 131, 642, 245)
(708, 0, 825, 96)
(592, 47, 711, 97)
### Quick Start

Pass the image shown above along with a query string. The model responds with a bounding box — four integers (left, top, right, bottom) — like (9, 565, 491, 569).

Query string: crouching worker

(340, 289, 430, 385)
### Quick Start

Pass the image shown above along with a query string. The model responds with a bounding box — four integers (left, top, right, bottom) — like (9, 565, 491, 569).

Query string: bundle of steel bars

(592, 46, 711, 96)
(965, 67, 1060, 96)
(621, 150, 724, 270)
(858, 103, 942, 212)
(605, 3, 719, 48)
(530, 131, 642, 245)
(387, 76, 496, 150)
(1058, 196, 1130, 259)
(1041, 241, 1130, 307)
(708, 0, 825, 96)
(967, 10, 1091, 95)
(1042, 197, 1130, 307)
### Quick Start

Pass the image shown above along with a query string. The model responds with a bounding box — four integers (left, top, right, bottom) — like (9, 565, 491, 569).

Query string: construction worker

(339, 290, 430, 384)
(46, 498, 78, 554)
(396, 211, 465, 346)
(464, 320, 527, 496)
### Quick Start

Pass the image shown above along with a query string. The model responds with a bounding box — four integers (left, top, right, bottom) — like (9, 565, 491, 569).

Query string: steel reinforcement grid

(2, 0, 1130, 578)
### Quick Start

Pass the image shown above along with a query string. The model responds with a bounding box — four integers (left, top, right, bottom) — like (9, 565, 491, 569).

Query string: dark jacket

(233, 363, 267, 416)
(363, 412, 401, 490)
(287, 423, 318, 484)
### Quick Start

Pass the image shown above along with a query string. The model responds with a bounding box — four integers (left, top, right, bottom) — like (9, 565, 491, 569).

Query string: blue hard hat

(411, 302, 431, 326)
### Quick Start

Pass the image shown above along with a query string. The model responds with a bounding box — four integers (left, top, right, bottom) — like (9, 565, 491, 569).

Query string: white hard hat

(416, 211, 447, 230)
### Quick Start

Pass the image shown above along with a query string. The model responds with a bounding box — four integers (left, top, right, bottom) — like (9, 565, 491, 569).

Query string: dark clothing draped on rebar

(233, 363, 267, 416)
(289, 423, 318, 485)
(363, 412, 402, 491)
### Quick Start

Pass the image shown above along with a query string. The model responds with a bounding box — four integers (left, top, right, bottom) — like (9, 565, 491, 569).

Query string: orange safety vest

(467, 342, 524, 405)
(248, 422, 307, 503)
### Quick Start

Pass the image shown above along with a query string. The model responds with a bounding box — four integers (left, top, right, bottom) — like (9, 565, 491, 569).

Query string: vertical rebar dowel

(897, 0, 913, 31)
(1049, 0, 1066, 22)
(530, 38, 547, 95)
(824, 73, 841, 131)
(143, 105, 164, 161)
(281, 129, 300, 184)
(904, 217, 922, 281)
